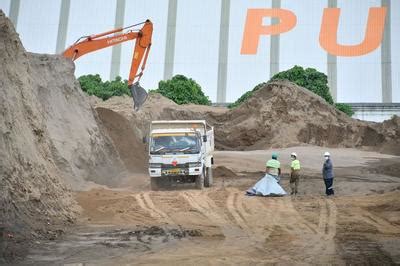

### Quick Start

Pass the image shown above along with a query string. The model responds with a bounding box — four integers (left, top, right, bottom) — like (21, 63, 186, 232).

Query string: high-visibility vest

(291, 159, 301, 170)
(266, 159, 280, 169)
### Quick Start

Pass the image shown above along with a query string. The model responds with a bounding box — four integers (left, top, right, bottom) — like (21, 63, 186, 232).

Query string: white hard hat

(324, 152, 330, 157)
(291, 152, 297, 158)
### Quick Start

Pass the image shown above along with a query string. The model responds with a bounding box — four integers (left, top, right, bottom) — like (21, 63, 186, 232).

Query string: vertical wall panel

(66, 0, 116, 80)
(120, 0, 168, 91)
(280, 0, 327, 76)
(391, 0, 400, 102)
(337, 0, 382, 103)
(173, 0, 220, 102)
(226, 0, 271, 103)
(16, 0, 61, 53)
(0, 0, 11, 15)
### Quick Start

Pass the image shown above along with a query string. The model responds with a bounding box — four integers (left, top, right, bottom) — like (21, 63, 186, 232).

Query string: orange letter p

(241, 9, 297, 55)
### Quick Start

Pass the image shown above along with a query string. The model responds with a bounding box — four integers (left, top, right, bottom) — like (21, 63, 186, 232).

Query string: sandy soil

(19, 146, 400, 265)
(2, 9, 400, 265)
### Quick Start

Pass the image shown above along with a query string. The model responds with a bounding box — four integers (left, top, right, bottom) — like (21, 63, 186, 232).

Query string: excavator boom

(63, 20, 153, 110)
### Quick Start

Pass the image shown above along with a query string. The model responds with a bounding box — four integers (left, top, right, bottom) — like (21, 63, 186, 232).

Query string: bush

(229, 66, 353, 116)
(78, 74, 130, 100)
(270, 65, 334, 104)
(153, 74, 211, 105)
(335, 103, 355, 116)
(227, 82, 267, 108)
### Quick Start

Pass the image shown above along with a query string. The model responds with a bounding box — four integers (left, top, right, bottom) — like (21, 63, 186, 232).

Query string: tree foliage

(227, 82, 267, 109)
(270, 66, 334, 104)
(228, 66, 354, 116)
(78, 74, 130, 100)
(152, 74, 211, 105)
(335, 103, 355, 116)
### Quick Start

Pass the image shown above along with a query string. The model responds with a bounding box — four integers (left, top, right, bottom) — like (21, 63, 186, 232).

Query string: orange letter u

(319, 7, 387, 56)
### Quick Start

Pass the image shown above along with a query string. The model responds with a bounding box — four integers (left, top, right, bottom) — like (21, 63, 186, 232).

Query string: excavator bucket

(130, 82, 148, 111)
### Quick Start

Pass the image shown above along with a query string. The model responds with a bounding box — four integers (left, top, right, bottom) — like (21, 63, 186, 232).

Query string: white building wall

(226, 0, 272, 103)
(280, 0, 327, 75)
(120, 0, 168, 91)
(0, 0, 10, 15)
(0, 0, 397, 104)
(337, 0, 382, 103)
(391, 0, 400, 102)
(11, 0, 60, 53)
(174, 0, 220, 101)
(66, 0, 116, 80)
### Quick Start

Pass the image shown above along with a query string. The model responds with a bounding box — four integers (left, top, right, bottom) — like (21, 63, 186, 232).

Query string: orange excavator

(63, 20, 153, 110)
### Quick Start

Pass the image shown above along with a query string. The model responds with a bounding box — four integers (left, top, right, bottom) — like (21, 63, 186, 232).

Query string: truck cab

(147, 120, 214, 190)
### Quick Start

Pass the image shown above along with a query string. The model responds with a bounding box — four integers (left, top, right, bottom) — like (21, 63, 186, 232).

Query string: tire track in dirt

(181, 191, 227, 225)
(307, 198, 338, 261)
(250, 191, 316, 239)
(226, 190, 252, 232)
(355, 207, 400, 234)
(230, 189, 278, 239)
(284, 198, 319, 234)
(133, 192, 173, 224)
(317, 198, 337, 239)
(181, 190, 253, 245)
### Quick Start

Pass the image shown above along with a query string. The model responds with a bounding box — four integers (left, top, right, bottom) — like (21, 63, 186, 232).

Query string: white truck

(147, 120, 214, 190)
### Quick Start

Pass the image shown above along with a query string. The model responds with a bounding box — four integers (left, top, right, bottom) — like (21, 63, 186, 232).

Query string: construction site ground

(2, 10, 400, 265)
(21, 146, 400, 265)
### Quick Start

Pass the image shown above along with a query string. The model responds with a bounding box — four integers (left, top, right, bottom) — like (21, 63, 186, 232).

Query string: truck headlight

(149, 163, 162, 168)
(188, 162, 201, 168)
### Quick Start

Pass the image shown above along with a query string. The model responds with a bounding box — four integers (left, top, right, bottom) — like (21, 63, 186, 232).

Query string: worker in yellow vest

(266, 152, 281, 183)
(290, 152, 301, 195)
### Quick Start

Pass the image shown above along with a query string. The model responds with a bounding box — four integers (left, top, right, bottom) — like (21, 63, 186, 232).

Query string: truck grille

(162, 168, 188, 175)
(161, 163, 187, 169)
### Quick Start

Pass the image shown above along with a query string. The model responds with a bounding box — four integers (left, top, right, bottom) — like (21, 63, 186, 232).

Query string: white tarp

(246, 174, 287, 196)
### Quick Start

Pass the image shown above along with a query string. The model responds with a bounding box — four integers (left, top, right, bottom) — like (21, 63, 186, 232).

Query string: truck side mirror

(142, 136, 148, 143)
(203, 135, 207, 142)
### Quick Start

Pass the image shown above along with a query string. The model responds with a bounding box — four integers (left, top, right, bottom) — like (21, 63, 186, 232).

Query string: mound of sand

(216, 81, 399, 153)
(213, 166, 238, 178)
(96, 82, 399, 171)
(0, 10, 125, 241)
(95, 94, 226, 172)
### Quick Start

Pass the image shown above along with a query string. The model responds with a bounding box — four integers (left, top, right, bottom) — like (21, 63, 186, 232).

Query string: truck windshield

(150, 134, 200, 154)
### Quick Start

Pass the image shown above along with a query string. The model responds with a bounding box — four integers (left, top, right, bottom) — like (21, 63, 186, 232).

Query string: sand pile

(95, 94, 225, 172)
(0, 10, 124, 241)
(96, 81, 399, 169)
(216, 81, 398, 153)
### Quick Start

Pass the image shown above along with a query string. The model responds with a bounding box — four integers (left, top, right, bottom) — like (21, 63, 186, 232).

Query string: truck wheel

(204, 167, 213, 187)
(195, 171, 205, 190)
(150, 177, 159, 191)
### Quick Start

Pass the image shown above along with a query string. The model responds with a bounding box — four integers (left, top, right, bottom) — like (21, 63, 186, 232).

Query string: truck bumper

(149, 167, 201, 177)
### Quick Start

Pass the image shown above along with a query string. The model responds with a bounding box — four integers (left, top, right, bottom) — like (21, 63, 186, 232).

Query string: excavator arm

(63, 20, 153, 110)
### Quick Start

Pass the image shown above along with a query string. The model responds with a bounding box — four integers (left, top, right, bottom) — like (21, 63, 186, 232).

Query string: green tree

(153, 74, 211, 105)
(335, 103, 355, 116)
(270, 65, 334, 104)
(227, 82, 267, 108)
(228, 66, 354, 116)
(78, 74, 130, 100)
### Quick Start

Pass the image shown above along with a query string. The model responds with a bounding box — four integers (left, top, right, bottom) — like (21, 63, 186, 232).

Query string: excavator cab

(130, 82, 148, 110)
(63, 20, 153, 111)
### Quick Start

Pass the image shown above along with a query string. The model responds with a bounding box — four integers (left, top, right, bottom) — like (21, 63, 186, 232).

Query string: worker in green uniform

(266, 152, 281, 183)
(290, 152, 301, 195)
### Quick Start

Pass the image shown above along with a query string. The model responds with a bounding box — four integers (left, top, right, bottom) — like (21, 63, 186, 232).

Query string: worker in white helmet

(290, 152, 301, 195)
(322, 151, 334, 196)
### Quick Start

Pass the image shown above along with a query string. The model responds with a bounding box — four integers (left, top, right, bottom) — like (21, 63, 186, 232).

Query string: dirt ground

(17, 146, 400, 265)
